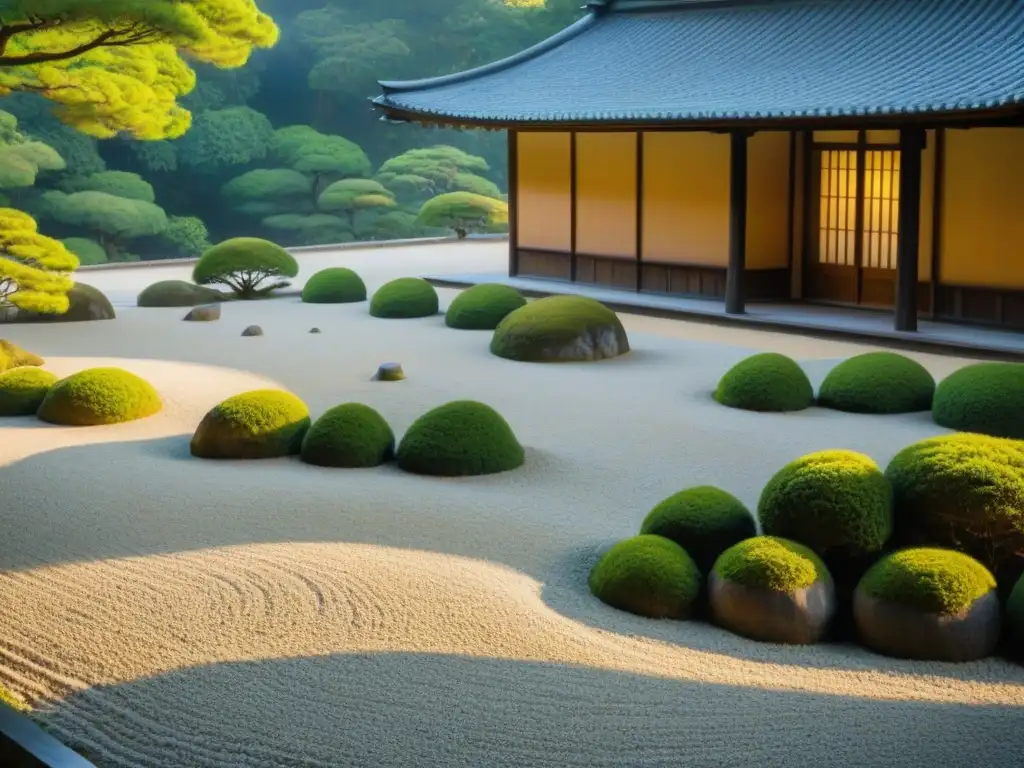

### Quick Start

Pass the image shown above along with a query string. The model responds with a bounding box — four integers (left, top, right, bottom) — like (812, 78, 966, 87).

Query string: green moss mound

(191, 389, 310, 459)
(713, 536, 831, 592)
(0, 367, 58, 416)
(193, 237, 299, 300)
(138, 280, 226, 307)
(932, 362, 1024, 439)
(858, 548, 996, 615)
(817, 352, 935, 414)
(1008, 573, 1024, 646)
(300, 403, 395, 468)
(489, 295, 629, 362)
(758, 450, 892, 558)
(301, 267, 367, 304)
(369, 277, 439, 318)
(714, 353, 814, 412)
(885, 433, 1024, 572)
(445, 283, 527, 330)
(588, 534, 702, 619)
(37, 367, 162, 426)
(640, 486, 756, 572)
(396, 400, 524, 476)
(0, 339, 42, 372)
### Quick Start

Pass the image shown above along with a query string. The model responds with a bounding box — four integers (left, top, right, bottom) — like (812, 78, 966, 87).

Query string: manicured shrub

(445, 283, 526, 330)
(885, 433, 1024, 573)
(588, 534, 702, 619)
(300, 403, 394, 468)
(0, 339, 42, 372)
(369, 277, 438, 318)
(640, 486, 756, 572)
(0, 367, 58, 416)
(817, 352, 935, 414)
(192, 237, 299, 300)
(490, 295, 629, 362)
(191, 389, 310, 459)
(932, 362, 1024, 439)
(37, 367, 162, 426)
(858, 548, 996, 616)
(713, 536, 830, 593)
(301, 267, 367, 304)
(138, 280, 226, 307)
(396, 399, 524, 476)
(714, 353, 814, 412)
(1008, 573, 1024, 647)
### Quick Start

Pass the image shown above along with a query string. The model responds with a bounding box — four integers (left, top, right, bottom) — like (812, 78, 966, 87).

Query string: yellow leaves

(0, 208, 77, 315)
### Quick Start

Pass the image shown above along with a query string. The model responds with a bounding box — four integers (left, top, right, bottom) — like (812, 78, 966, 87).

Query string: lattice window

(862, 150, 901, 270)
(817, 150, 858, 266)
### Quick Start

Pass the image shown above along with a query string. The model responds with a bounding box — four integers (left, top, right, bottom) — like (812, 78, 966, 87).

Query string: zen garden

(0, 1, 1023, 767)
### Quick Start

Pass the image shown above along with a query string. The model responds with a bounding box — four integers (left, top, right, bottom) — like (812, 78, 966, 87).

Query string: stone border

(0, 701, 95, 767)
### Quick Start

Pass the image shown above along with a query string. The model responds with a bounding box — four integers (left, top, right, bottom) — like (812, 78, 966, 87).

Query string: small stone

(241, 325, 264, 337)
(183, 304, 221, 322)
(309, 328, 321, 334)
(373, 362, 404, 382)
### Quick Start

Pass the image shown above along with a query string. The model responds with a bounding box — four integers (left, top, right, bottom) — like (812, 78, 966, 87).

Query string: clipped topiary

(37, 367, 162, 426)
(396, 400, 524, 476)
(369, 277, 439, 319)
(138, 280, 226, 308)
(854, 548, 1000, 661)
(714, 353, 814, 412)
(885, 433, 1024, 574)
(0, 339, 42, 372)
(640, 486, 756, 573)
(0, 367, 58, 416)
(588, 534, 702, 619)
(191, 389, 310, 459)
(193, 237, 299, 300)
(817, 352, 935, 414)
(932, 362, 1024, 439)
(301, 267, 367, 304)
(1008, 573, 1024, 649)
(490, 295, 629, 362)
(710, 536, 836, 644)
(300, 403, 395, 468)
(11, 282, 115, 323)
(445, 283, 526, 330)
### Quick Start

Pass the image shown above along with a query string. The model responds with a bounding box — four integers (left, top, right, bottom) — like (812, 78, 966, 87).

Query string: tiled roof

(373, 0, 1024, 126)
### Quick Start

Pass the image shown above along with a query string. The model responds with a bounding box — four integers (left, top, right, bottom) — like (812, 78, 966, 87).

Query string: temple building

(373, 0, 1024, 332)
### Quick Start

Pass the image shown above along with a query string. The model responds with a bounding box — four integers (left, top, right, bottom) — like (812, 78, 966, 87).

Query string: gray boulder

(183, 304, 221, 322)
(373, 362, 404, 381)
(241, 325, 263, 337)
(709, 571, 836, 645)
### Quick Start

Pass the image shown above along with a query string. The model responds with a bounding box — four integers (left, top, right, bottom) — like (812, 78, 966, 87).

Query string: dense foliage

(192, 237, 299, 298)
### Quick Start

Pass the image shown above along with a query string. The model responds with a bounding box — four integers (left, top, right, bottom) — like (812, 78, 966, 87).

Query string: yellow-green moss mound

(0, 367, 58, 416)
(490, 295, 629, 362)
(301, 267, 367, 304)
(37, 367, 162, 426)
(191, 389, 310, 459)
(818, 352, 935, 414)
(138, 280, 226, 307)
(589, 535, 702, 619)
(931, 362, 1024, 439)
(445, 283, 527, 330)
(300, 403, 394, 468)
(857, 548, 996, 615)
(0, 339, 42, 372)
(712, 536, 830, 593)
(369, 277, 439, 318)
(714, 353, 814, 412)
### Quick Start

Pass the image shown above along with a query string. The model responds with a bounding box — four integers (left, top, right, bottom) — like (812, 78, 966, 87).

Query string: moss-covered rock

(714, 353, 814, 412)
(396, 400, 524, 476)
(191, 389, 310, 459)
(640, 486, 756, 572)
(713, 536, 830, 593)
(300, 403, 394, 468)
(885, 433, 1024, 573)
(1008, 573, 1024, 648)
(0, 367, 58, 416)
(931, 362, 1024, 439)
(588, 534, 702, 619)
(301, 267, 367, 304)
(0, 339, 42, 372)
(369, 277, 439, 318)
(138, 280, 226, 307)
(37, 367, 162, 426)
(12, 282, 115, 323)
(490, 295, 629, 362)
(817, 352, 935, 414)
(445, 283, 527, 330)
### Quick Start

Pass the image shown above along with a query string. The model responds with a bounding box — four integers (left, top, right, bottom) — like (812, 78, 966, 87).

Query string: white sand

(1, 247, 1022, 767)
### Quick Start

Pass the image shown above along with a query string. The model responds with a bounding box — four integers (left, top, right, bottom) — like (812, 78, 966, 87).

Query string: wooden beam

(929, 127, 946, 318)
(895, 126, 926, 331)
(569, 131, 578, 282)
(507, 130, 519, 277)
(725, 130, 749, 314)
(635, 131, 644, 292)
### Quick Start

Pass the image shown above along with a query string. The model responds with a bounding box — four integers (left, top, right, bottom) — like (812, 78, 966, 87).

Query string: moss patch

(300, 403, 394, 468)
(0, 366, 58, 416)
(0, 683, 27, 712)
(369, 277, 439, 318)
(37, 367, 162, 426)
(301, 267, 367, 304)
(714, 353, 814, 412)
(818, 352, 935, 414)
(191, 389, 310, 459)
(589, 534, 702, 619)
(489, 295, 629, 362)
(932, 362, 1024, 439)
(858, 548, 995, 615)
(0, 339, 43, 372)
(445, 283, 527, 330)
(138, 280, 226, 307)
(713, 536, 830, 592)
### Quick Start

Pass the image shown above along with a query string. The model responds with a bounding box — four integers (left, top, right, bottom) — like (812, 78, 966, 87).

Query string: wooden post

(507, 130, 519, 277)
(895, 126, 926, 332)
(725, 130, 749, 315)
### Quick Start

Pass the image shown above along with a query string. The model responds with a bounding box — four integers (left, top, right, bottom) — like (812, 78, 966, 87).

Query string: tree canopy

(0, 208, 77, 314)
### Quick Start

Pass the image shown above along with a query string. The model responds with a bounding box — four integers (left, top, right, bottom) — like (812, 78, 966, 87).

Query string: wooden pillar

(895, 126, 926, 332)
(725, 130, 749, 315)
(507, 130, 519, 277)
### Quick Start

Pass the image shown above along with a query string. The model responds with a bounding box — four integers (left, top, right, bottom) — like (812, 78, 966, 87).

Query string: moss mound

(301, 267, 367, 304)
(191, 389, 310, 459)
(369, 277, 439, 318)
(817, 352, 935, 414)
(714, 353, 814, 412)
(490, 295, 630, 362)
(445, 283, 527, 330)
(758, 450, 892, 558)
(37, 367, 162, 426)
(640, 486, 756, 572)
(396, 399, 524, 476)
(138, 280, 226, 307)
(713, 536, 830, 593)
(300, 403, 395, 468)
(885, 433, 1024, 573)
(588, 534, 702, 619)
(0, 339, 42, 372)
(0, 367, 58, 416)
(932, 362, 1024, 439)
(1008, 573, 1024, 646)
(858, 548, 996, 615)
